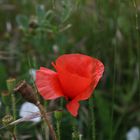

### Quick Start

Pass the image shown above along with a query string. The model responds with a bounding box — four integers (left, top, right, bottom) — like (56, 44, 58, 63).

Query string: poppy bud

(29, 16, 38, 29)
(14, 80, 37, 105)
(6, 78, 16, 94)
(54, 111, 62, 121)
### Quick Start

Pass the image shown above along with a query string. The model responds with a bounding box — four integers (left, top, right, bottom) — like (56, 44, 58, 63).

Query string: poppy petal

(66, 100, 80, 116)
(91, 58, 104, 88)
(36, 67, 64, 100)
(53, 63, 91, 99)
(75, 83, 94, 101)
(53, 54, 104, 100)
(75, 59, 104, 101)
(54, 54, 96, 78)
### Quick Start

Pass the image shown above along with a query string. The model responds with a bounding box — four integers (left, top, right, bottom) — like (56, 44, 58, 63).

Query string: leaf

(16, 15, 29, 29)
(95, 91, 112, 138)
(36, 5, 46, 22)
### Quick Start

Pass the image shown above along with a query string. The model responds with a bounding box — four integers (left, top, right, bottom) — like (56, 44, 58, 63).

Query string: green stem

(11, 94, 16, 134)
(79, 134, 82, 140)
(5, 106, 10, 114)
(43, 101, 49, 140)
(72, 118, 79, 140)
(11, 132, 17, 140)
(89, 97, 96, 140)
(43, 121, 49, 140)
(56, 120, 61, 140)
(131, 0, 140, 100)
(36, 101, 57, 140)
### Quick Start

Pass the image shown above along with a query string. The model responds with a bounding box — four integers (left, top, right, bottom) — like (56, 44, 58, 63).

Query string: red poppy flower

(35, 54, 104, 116)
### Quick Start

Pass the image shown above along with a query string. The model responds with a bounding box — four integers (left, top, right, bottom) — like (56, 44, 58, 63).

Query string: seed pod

(29, 16, 38, 29)
(6, 78, 16, 94)
(2, 114, 14, 132)
(14, 80, 38, 105)
(2, 114, 14, 126)
(54, 111, 63, 121)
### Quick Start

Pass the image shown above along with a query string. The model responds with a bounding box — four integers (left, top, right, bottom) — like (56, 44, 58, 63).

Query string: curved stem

(11, 132, 16, 140)
(89, 98, 96, 140)
(36, 102, 57, 140)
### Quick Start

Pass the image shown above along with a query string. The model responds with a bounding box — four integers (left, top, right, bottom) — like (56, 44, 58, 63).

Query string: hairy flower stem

(11, 94, 16, 133)
(56, 120, 61, 140)
(54, 111, 62, 140)
(44, 123, 49, 140)
(6, 106, 10, 114)
(7, 78, 17, 134)
(11, 132, 17, 140)
(72, 118, 79, 140)
(43, 101, 49, 140)
(36, 101, 57, 140)
(89, 98, 96, 140)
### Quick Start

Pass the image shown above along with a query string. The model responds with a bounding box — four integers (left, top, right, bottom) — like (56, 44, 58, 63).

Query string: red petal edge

(66, 58, 104, 116)
(66, 100, 80, 117)
(76, 58, 104, 101)
(35, 67, 64, 100)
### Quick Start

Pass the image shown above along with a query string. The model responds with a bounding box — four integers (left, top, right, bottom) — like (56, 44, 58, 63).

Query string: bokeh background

(0, 0, 140, 140)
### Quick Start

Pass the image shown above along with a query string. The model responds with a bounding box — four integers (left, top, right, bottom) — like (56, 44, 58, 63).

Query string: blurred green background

(0, 0, 140, 140)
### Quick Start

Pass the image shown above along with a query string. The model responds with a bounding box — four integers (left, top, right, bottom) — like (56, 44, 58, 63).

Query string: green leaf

(95, 91, 112, 138)
(16, 15, 29, 29)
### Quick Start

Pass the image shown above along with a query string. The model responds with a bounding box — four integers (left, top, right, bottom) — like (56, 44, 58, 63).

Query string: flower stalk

(36, 101, 57, 140)
(54, 111, 62, 140)
(72, 119, 80, 140)
(6, 78, 16, 134)
(1, 91, 11, 114)
(11, 132, 17, 140)
(89, 97, 96, 140)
